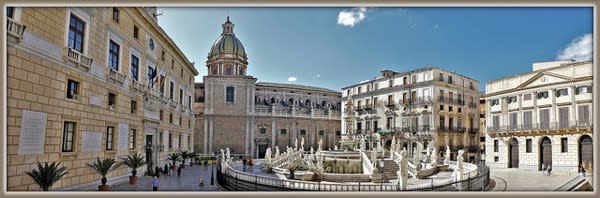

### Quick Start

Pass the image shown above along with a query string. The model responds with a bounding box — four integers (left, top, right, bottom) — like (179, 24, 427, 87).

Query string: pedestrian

(248, 157, 253, 172)
(155, 166, 160, 177)
(152, 176, 159, 191)
(199, 175, 205, 186)
(242, 157, 247, 171)
(580, 162, 586, 176)
(177, 164, 182, 178)
(167, 164, 172, 176)
(163, 164, 168, 176)
(541, 164, 546, 175)
(547, 165, 552, 176)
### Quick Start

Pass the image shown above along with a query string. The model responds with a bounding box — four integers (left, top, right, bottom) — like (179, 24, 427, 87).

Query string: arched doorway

(579, 135, 593, 170)
(539, 137, 552, 170)
(385, 140, 392, 151)
(508, 138, 519, 168)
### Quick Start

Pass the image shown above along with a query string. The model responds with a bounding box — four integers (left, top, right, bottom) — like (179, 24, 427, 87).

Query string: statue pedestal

(371, 169, 384, 183)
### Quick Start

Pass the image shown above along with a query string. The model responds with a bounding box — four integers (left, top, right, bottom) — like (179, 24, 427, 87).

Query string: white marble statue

(431, 147, 438, 166)
(334, 145, 338, 150)
(265, 147, 272, 162)
(301, 136, 305, 150)
(445, 145, 451, 164)
(360, 138, 366, 151)
(275, 146, 280, 158)
(397, 150, 409, 190)
(454, 150, 465, 182)
(294, 137, 298, 150)
(391, 138, 396, 154)
(220, 149, 225, 162)
(371, 150, 378, 167)
(226, 147, 231, 162)
(318, 138, 323, 151)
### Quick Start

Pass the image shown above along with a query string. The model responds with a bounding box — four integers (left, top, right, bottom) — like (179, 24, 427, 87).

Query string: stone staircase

(382, 159, 399, 181)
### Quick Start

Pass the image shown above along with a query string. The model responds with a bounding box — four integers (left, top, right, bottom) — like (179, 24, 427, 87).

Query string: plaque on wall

(18, 110, 47, 154)
(81, 131, 102, 152)
(118, 123, 129, 150)
(89, 95, 103, 106)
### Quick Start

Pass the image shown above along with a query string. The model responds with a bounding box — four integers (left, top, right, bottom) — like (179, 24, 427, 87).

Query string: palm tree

(24, 161, 68, 191)
(167, 152, 182, 168)
(86, 157, 120, 191)
(120, 153, 146, 184)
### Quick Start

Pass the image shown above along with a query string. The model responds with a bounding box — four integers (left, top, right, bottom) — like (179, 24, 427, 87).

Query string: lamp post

(210, 154, 215, 185)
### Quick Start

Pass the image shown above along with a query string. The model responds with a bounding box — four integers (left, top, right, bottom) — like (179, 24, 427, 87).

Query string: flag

(153, 66, 165, 88)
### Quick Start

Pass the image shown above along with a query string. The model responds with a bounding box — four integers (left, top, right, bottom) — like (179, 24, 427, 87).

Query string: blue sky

(157, 7, 593, 92)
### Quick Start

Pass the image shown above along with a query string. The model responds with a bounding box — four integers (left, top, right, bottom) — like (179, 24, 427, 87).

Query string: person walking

(242, 157, 247, 172)
(248, 157, 253, 172)
(580, 162, 586, 176)
(152, 176, 159, 191)
(177, 164, 182, 178)
(155, 166, 160, 177)
(163, 164, 169, 176)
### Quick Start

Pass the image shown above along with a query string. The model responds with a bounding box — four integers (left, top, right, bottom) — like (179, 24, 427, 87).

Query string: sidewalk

(489, 168, 586, 191)
(84, 163, 220, 191)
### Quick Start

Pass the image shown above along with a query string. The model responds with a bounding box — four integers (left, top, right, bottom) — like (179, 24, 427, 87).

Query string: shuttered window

(578, 105, 590, 126)
(509, 113, 517, 130)
(558, 107, 569, 128)
(523, 111, 532, 130)
(539, 109, 550, 129)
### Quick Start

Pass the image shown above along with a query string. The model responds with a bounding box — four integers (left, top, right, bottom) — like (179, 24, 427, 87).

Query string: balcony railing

(7, 17, 26, 41)
(66, 48, 93, 70)
(107, 69, 126, 84)
(487, 120, 593, 133)
(469, 128, 479, 134)
(130, 80, 147, 93)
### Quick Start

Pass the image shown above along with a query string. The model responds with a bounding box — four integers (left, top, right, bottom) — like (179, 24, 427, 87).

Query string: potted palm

(24, 161, 68, 191)
(86, 157, 120, 191)
(120, 153, 146, 185)
(180, 150, 189, 169)
(167, 152, 182, 171)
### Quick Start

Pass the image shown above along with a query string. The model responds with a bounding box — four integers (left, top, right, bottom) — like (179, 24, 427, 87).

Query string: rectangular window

(147, 66, 155, 87)
(388, 95, 393, 105)
(537, 91, 549, 99)
(403, 77, 407, 85)
(357, 87, 362, 93)
(129, 129, 136, 149)
(509, 112, 517, 130)
(179, 88, 184, 104)
(439, 116, 445, 130)
(131, 55, 139, 81)
(319, 130, 324, 136)
(108, 40, 120, 70)
(508, 96, 517, 104)
(169, 82, 174, 99)
(106, 126, 114, 150)
(300, 130, 306, 136)
(523, 111, 533, 130)
(556, 88, 568, 97)
(373, 97, 378, 106)
(280, 129, 287, 135)
(448, 76, 453, 84)
(168, 133, 172, 148)
(169, 113, 173, 124)
(439, 73, 444, 81)
(440, 105, 444, 111)
(7, 7, 14, 18)
(112, 7, 119, 22)
(558, 107, 569, 128)
(68, 14, 86, 53)
(526, 139, 532, 153)
(66, 79, 79, 99)
(159, 75, 165, 94)
(578, 105, 590, 126)
(159, 110, 163, 121)
(260, 128, 266, 134)
(226, 86, 235, 102)
(131, 100, 137, 114)
(493, 140, 498, 152)
(133, 25, 139, 39)
(458, 108, 462, 113)
(575, 86, 592, 94)
(494, 156, 499, 162)
(491, 99, 499, 106)
(561, 138, 568, 153)
(108, 93, 116, 108)
(492, 115, 500, 131)
(539, 109, 550, 129)
(62, 121, 76, 152)
(161, 51, 165, 61)
(523, 93, 532, 101)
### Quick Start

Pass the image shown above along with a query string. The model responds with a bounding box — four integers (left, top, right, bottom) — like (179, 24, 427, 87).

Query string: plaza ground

(489, 168, 593, 191)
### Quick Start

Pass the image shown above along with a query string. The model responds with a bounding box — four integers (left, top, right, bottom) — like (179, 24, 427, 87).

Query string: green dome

(208, 17, 247, 59)
(209, 34, 246, 58)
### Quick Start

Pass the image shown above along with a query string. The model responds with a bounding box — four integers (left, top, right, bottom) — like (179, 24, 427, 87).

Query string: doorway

(579, 135, 593, 170)
(509, 138, 519, 168)
(539, 137, 552, 170)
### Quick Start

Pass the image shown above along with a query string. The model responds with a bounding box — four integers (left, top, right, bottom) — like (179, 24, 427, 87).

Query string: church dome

(208, 17, 247, 59)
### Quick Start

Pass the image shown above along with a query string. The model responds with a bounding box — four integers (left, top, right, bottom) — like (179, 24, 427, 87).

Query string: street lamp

(210, 154, 215, 185)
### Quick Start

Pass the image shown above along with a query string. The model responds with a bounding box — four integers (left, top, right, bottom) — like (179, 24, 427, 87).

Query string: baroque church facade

(193, 18, 342, 158)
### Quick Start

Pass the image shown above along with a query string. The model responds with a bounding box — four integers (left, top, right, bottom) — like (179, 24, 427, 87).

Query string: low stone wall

(322, 173, 371, 182)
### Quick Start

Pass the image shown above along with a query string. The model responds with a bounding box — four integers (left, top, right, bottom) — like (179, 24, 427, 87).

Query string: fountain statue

(226, 147, 231, 162)
(294, 138, 298, 150)
(334, 145, 338, 150)
(371, 149, 378, 167)
(220, 149, 225, 163)
(397, 150, 408, 190)
(445, 145, 451, 165)
(275, 146, 280, 158)
(391, 138, 396, 156)
(318, 138, 323, 151)
(265, 147, 272, 162)
(301, 136, 305, 151)
(453, 150, 465, 190)
(360, 138, 366, 151)
(431, 147, 438, 167)
(424, 144, 431, 163)
(413, 149, 421, 171)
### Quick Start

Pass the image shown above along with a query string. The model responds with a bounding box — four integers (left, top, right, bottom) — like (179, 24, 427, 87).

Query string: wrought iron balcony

(7, 17, 26, 41)
(66, 48, 93, 70)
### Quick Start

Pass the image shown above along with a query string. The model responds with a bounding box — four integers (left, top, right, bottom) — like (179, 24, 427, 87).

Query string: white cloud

(557, 33, 593, 61)
(288, 76, 297, 82)
(315, 74, 321, 78)
(337, 7, 367, 27)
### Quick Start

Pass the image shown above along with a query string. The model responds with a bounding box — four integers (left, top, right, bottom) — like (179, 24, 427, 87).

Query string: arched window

(225, 65, 233, 75)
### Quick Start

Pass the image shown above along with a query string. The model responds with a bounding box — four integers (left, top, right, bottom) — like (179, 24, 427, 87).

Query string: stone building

(484, 60, 593, 171)
(193, 18, 342, 158)
(6, 7, 198, 190)
(341, 68, 481, 161)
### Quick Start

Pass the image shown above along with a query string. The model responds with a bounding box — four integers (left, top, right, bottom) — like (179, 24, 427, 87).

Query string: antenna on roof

(153, 11, 163, 17)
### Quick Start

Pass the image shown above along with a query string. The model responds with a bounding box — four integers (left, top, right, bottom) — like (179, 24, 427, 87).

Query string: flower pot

(129, 176, 137, 185)
(98, 184, 110, 191)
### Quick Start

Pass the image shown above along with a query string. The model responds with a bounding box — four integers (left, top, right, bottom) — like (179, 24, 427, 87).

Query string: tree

(120, 153, 146, 184)
(167, 152, 182, 167)
(86, 157, 120, 191)
(24, 161, 68, 191)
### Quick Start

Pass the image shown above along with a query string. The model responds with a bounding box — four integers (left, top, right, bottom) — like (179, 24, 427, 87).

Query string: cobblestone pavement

(489, 168, 592, 191)
(83, 163, 220, 191)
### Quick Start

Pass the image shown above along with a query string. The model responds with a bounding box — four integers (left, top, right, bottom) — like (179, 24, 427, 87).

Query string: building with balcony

(192, 18, 341, 158)
(484, 60, 593, 171)
(341, 68, 481, 161)
(6, 7, 198, 190)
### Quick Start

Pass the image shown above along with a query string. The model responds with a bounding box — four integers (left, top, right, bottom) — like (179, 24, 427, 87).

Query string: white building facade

(341, 68, 481, 161)
(484, 60, 593, 172)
